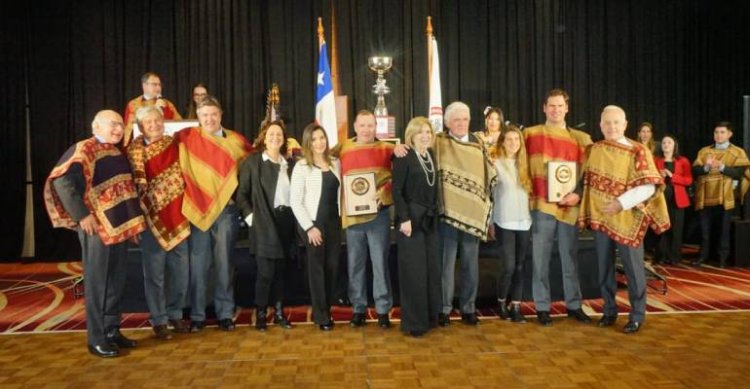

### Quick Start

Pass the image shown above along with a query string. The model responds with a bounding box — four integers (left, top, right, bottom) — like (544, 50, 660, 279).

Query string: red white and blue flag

(316, 41, 338, 146)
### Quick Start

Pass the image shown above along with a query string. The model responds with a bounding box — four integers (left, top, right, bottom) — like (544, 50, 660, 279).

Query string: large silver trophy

(368, 56, 392, 117)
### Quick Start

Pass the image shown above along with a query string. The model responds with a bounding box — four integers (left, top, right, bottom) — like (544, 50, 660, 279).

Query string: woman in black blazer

(392, 117, 441, 337)
(237, 120, 296, 331)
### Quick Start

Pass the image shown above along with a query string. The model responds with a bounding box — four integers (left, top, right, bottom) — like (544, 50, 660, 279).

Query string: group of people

(44, 72, 749, 359)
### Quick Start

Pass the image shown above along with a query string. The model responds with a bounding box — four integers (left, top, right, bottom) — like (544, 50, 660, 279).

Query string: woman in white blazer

(290, 123, 341, 331)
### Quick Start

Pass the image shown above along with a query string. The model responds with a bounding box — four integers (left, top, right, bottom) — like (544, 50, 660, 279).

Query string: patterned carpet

(2, 260, 750, 334)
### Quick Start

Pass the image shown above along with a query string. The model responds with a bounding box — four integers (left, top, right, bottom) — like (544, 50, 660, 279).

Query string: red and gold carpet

(2, 261, 750, 334)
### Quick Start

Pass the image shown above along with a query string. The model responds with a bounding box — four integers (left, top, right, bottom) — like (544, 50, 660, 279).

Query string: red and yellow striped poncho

(525, 124, 592, 225)
(175, 127, 251, 231)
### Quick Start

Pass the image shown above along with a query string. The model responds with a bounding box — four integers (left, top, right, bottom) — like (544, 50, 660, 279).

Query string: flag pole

(426, 16, 433, 100)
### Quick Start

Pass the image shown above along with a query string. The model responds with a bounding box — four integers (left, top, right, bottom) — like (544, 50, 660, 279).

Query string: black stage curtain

(0, 2, 29, 259)
(2, 0, 748, 259)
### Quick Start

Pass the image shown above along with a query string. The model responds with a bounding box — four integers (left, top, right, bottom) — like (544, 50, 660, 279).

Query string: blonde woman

(491, 125, 532, 323)
(393, 117, 441, 337)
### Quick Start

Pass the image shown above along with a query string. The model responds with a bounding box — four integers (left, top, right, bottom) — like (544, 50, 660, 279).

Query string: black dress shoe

(88, 344, 120, 358)
(623, 321, 642, 334)
(461, 313, 479, 326)
(350, 313, 366, 327)
(498, 301, 510, 320)
(536, 311, 553, 326)
(218, 318, 235, 331)
(409, 330, 426, 337)
(567, 308, 592, 324)
(169, 319, 190, 333)
(438, 313, 451, 327)
(106, 329, 137, 348)
(274, 314, 293, 329)
(153, 324, 173, 340)
(598, 315, 617, 327)
(509, 304, 526, 323)
(377, 314, 391, 329)
(190, 320, 206, 333)
(319, 322, 334, 331)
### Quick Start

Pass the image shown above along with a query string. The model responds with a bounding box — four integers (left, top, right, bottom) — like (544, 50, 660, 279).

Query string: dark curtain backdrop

(1, 0, 748, 259)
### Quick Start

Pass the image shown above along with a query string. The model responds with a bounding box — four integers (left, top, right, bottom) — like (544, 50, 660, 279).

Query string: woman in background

(637, 122, 657, 154)
(491, 125, 531, 323)
(654, 134, 693, 265)
(184, 83, 208, 119)
(289, 123, 341, 331)
(473, 106, 507, 160)
(392, 117, 441, 337)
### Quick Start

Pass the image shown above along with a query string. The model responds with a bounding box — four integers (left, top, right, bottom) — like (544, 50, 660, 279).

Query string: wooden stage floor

(1, 311, 749, 388)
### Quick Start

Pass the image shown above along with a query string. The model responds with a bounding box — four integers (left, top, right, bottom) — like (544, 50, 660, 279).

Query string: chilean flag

(316, 41, 338, 146)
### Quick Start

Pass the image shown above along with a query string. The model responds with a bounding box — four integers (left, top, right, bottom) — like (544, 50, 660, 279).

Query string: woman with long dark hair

(473, 106, 507, 160)
(289, 123, 341, 331)
(654, 134, 693, 264)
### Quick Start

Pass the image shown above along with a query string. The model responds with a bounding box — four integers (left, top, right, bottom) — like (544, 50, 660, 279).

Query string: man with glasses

(44, 110, 146, 357)
(123, 72, 182, 146)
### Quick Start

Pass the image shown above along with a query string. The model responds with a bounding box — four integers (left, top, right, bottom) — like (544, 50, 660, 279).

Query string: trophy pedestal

(376, 115, 396, 138)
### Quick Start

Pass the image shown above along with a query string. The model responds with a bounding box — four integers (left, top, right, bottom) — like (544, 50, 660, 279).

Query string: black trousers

(495, 225, 530, 302)
(657, 201, 685, 263)
(78, 229, 128, 346)
(397, 222, 441, 333)
(254, 256, 286, 308)
(254, 207, 296, 308)
(303, 220, 341, 325)
(699, 205, 732, 263)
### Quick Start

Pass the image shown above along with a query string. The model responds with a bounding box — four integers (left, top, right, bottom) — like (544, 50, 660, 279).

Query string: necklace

(416, 150, 435, 187)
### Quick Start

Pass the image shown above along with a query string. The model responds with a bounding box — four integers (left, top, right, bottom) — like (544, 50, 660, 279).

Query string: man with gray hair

(578, 105, 669, 333)
(432, 102, 496, 326)
(127, 106, 191, 339)
(44, 110, 146, 357)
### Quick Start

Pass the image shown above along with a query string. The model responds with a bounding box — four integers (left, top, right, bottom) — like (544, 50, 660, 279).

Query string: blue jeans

(189, 204, 239, 321)
(140, 228, 189, 326)
(439, 222, 480, 314)
(346, 208, 393, 314)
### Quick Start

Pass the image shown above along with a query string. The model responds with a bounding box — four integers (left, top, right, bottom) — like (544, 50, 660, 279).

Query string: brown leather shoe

(153, 324, 173, 340)
(169, 319, 190, 333)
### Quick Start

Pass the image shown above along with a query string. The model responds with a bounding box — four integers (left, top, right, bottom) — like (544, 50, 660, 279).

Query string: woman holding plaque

(491, 125, 532, 323)
(653, 135, 693, 265)
(393, 117, 441, 337)
(290, 123, 341, 331)
(473, 106, 507, 160)
(237, 120, 296, 331)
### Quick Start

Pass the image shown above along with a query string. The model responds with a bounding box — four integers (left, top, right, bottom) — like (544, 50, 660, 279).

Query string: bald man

(44, 110, 146, 357)
(578, 105, 669, 334)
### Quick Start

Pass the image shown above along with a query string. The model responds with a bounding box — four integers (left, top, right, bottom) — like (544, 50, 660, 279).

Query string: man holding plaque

(524, 89, 592, 326)
(578, 105, 669, 333)
(337, 110, 395, 328)
(123, 72, 182, 146)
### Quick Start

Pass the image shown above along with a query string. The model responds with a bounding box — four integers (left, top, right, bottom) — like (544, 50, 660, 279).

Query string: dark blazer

(237, 152, 296, 258)
(392, 148, 439, 231)
(655, 156, 693, 209)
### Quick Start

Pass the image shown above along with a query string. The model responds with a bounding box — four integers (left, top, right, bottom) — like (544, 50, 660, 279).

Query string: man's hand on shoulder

(393, 144, 410, 158)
